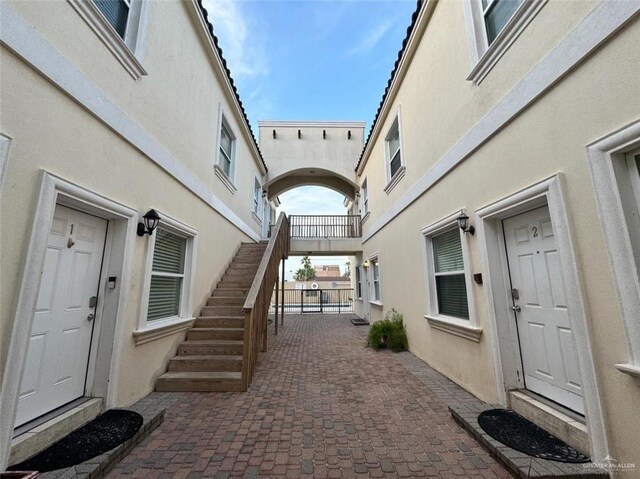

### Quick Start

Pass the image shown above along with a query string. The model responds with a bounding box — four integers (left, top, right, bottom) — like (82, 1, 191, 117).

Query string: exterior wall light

(262, 189, 268, 198)
(457, 210, 475, 235)
(363, 259, 370, 268)
(137, 209, 160, 236)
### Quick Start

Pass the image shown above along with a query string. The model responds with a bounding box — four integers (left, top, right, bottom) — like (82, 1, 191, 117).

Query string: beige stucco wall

(259, 122, 364, 199)
(0, 0, 265, 409)
(358, 0, 640, 465)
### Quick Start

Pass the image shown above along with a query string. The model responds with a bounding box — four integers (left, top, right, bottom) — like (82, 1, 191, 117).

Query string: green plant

(366, 309, 408, 352)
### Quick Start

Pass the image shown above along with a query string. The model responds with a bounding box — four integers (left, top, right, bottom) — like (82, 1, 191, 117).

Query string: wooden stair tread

(190, 327, 244, 332)
(159, 371, 241, 379)
(182, 339, 243, 345)
(171, 355, 242, 361)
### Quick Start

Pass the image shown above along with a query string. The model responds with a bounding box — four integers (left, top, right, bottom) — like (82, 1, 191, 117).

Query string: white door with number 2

(503, 206, 584, 414)
(16, 205, 107, 426)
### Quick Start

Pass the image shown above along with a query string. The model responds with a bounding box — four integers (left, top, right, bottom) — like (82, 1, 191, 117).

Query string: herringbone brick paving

(108, 315, 513, 478)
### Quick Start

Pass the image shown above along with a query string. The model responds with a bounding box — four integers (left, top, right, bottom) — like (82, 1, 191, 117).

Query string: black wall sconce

(348, 130, 351, 140)
(262, 189, 268, 199)
(457, 210, 475, 235)
(272, 129, 276, 139)
(137, 209, 160, 236)
(297, 129, 301, 139)
(323, 130, 326, 139)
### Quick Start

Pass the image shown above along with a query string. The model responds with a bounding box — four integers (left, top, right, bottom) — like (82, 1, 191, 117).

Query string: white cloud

(276, 186, 347, 216)
(347, 20, 393, 56)
(201, 0, 269, 79)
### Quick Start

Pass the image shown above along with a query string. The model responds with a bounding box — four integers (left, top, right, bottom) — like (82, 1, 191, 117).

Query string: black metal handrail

(287, 215, 361, 238)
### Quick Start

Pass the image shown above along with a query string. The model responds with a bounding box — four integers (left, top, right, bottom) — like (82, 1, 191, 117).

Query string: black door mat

(478, 408, 590, 463)
(350, 317, 369, 326)
(8, 409, 143, 473)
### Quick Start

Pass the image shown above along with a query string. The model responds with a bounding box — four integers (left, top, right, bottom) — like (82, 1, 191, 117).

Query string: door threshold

(508, 390, 589, 455)
(9, 397, 103, 466)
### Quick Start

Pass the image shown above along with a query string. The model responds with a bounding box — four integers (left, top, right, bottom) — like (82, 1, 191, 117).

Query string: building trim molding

(258, 120, 367, 129)
(0, 3, 260, 242)
(475, 174, 609, 460)
(586, 119, 640, 384)
(0, 171, 138, 470)
(361, 0, 640, 242)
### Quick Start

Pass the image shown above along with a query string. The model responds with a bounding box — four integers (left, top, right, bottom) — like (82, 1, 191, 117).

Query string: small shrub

(366, 309, 408, 352)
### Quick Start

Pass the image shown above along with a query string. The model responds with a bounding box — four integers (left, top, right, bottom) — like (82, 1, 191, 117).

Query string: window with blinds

(372, 259, 381, 301)
(147, 228, 186, 321)
(482, 0, 524, 44)
(386, 119, 402, 178)
(219, 122, 233, 177)
(432, 228, 469, 319)
(356, 267, 362, 298)
(253, 178, 261, 214)
(94, 0, 130, 38)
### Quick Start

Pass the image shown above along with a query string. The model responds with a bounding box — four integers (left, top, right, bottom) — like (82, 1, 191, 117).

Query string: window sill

(383, 166, 406, 194)
(251, 211, 262, 225)
(361, 211, 370, 225)
(133, 317, 195, 346)
(467, 0, 547, 85)
(369, 300, 383, 307)
(615, 363, 640, 386)
(355, 297, 363, 302)
(68, 0, 147, 80)
(214, 165, 237, 194)
(425, 314, 482, 342)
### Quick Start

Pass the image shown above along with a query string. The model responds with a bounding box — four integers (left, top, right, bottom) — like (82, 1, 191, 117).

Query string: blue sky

(202, 0, 417, 278)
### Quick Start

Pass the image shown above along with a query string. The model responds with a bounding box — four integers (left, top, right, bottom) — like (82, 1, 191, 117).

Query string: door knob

(87, 313, 95, 321)
(510, 305, 521, 313)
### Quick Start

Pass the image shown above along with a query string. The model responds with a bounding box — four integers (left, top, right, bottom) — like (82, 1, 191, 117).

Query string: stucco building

(1, 0, 639, 472)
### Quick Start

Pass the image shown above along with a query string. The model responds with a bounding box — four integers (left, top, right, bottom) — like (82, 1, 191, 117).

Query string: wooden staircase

(155, 242, 268, 392)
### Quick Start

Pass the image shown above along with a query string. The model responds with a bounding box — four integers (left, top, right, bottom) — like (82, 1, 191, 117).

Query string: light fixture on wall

(363, 259, 370, 268)
(457, 210, 475, 235)
(262, 189, 268, 199)
(137, 209, 161, 237)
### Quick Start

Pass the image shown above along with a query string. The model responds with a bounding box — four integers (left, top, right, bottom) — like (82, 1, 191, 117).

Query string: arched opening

(263, 167, 358, 202)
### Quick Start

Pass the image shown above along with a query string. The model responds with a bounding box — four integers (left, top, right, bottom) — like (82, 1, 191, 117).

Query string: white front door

(16, 205, 107, 426)
(503, 206, 584, 414)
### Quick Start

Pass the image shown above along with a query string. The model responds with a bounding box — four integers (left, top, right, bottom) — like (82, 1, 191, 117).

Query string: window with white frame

(69, 0, 148, 78)
(481, 0, 523, 45)
(464, 0, 545, 83)
(218, 119, 235, 179)
(430, 228, 469, 319)
(386, 119, 402, 180)
(356, 266, 362, 299)
(94, 0, 131, 39)
(147, 229, 188, 321)
(370, 258, 381, 302)
(253, 178, 261, 215)
(361, 179, 369, 214)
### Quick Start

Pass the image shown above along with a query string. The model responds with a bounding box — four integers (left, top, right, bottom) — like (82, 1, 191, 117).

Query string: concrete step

(201, 305, 244, 316)
(195, 316, 244, 328)
(187, 327, 244, 341)
(207, 296, 245, 306)
(178, 340, 243, 356)
(156, 371, 243, 392)
(167, 355, 243, 372)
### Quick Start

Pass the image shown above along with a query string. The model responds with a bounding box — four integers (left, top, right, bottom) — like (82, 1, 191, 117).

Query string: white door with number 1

(16, 205, 107, 426)
(503, 206, 584, 414)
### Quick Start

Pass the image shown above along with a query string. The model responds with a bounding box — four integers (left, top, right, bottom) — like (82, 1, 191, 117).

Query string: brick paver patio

(108, 314, 512, 478)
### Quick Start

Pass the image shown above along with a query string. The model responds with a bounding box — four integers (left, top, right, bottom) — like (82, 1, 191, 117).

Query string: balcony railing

(288, 215, 362, 238)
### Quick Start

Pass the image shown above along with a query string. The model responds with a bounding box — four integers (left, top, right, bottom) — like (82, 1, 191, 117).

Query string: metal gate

(277, 289, 354, 314)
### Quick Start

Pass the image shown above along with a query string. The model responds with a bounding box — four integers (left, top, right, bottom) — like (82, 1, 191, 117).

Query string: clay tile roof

(355, 0, 424, 172)
(196, 0, 267, 172)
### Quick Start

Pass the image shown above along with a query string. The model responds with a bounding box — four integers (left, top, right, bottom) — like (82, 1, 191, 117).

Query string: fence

(271, 288, 355, 314)
(288, 215, 362, 238)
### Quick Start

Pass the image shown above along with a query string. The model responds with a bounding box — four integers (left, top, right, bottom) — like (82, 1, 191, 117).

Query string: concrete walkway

(108, 314, 512, 478)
